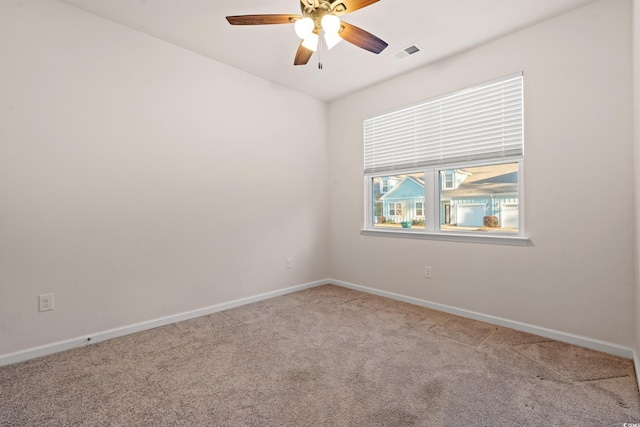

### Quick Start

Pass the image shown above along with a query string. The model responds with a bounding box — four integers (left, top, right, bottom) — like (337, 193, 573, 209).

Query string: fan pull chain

(318, 34, 323, 70)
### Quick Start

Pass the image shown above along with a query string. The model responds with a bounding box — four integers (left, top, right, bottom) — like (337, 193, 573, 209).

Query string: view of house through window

(440, 163, 518, 232)
(371, 163, 519, 233)
(373, 173, 426, 229)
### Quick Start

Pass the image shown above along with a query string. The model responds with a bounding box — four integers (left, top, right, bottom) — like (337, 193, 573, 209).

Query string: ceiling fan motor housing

(299, 0, 345, 32)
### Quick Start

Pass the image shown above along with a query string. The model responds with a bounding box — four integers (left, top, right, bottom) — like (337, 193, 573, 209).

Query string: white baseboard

(328, 278, 635, 360)
(2, 277, 635, 367)
(0, 279, 326, 367)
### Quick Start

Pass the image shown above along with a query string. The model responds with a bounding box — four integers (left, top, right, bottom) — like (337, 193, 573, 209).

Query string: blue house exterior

(379, 176, 425, 224)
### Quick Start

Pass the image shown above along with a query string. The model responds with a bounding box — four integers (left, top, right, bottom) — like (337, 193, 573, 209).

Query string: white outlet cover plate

(38, 293, 54, 312)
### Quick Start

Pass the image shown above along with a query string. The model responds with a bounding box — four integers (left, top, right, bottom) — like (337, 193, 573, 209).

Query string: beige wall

(0, 0, 329, 355)
(328, 0, 635, 347)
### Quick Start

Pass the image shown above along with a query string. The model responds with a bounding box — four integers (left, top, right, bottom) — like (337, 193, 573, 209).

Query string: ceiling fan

(226, 0, 388, 66)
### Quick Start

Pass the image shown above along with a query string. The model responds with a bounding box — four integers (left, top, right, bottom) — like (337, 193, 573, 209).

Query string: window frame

(363, 159, 528, 246)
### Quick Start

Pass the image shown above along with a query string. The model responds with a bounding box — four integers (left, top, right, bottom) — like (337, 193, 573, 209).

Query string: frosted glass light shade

(294, 17, 314, 39)
(302, 33, 319, 51)
(321, 14, 340, 34)
(324, 31, 342, 49)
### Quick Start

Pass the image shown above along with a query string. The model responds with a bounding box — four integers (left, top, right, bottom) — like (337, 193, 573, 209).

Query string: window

(363, 73, 524, 241)
(389, 202, 399, 216)
(443, 173, 454, 190)
(381, 178, 389, 193)
(391, 202, 403, 217)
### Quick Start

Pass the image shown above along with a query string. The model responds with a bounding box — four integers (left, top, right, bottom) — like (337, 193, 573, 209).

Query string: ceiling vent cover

(393, 44, 421, 61)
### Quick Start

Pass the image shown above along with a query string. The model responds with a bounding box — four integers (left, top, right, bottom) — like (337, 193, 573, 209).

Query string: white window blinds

(364, 73, 523, 174)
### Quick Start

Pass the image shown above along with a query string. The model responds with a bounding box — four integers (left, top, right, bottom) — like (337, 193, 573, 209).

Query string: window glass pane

(381, 179, 389, 193)
(372, 173, 425, 229)
(444, 174, 454, 189)
(440, 163, 519, 233)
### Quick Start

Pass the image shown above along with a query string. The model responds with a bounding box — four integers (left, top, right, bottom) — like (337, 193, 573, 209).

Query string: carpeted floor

(1, 284, 639, 426)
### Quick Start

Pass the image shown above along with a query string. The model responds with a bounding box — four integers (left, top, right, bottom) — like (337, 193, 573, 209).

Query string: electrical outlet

(424, 266, 432, 279)
(38, 293, 54, 312)
(286, 257, 293, 269)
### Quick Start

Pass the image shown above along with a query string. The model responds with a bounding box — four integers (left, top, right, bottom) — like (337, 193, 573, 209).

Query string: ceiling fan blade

(294, 42, 314, 66)
(339, 21, 388, 54)
(331, 0, 379, 15)
(226, 14, 300, 25)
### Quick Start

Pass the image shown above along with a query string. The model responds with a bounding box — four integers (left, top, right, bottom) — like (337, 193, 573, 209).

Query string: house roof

(379, 176, 425, 200)
(442, 163, 518, 198)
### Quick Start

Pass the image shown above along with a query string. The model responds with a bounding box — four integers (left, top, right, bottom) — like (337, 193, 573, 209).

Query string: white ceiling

(58, 0, 597, 102)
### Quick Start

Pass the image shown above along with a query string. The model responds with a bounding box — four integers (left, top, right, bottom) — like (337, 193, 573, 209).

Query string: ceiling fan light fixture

(294, 17, 314, 39)
(321, 14, 340, 34)
(324, 31, 342, 49)
(227, 0, 388, 66)
(302, 33, 319, 51)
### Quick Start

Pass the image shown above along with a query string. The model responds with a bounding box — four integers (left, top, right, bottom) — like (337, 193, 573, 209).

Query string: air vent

(393, 44, 421, 61)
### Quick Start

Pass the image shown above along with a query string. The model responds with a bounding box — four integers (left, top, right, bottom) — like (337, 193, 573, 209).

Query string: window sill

(360, 228, 530, 246)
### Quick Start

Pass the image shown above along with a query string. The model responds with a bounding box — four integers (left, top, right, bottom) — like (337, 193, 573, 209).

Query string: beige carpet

(1, 284, 639, 426)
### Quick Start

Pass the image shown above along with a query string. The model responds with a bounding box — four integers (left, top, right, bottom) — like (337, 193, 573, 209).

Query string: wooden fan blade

(339, 21, 388, 54)
(226, 14, 300, 25)
(331, 0, 379, 15)
(294, 42, 313, 66)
